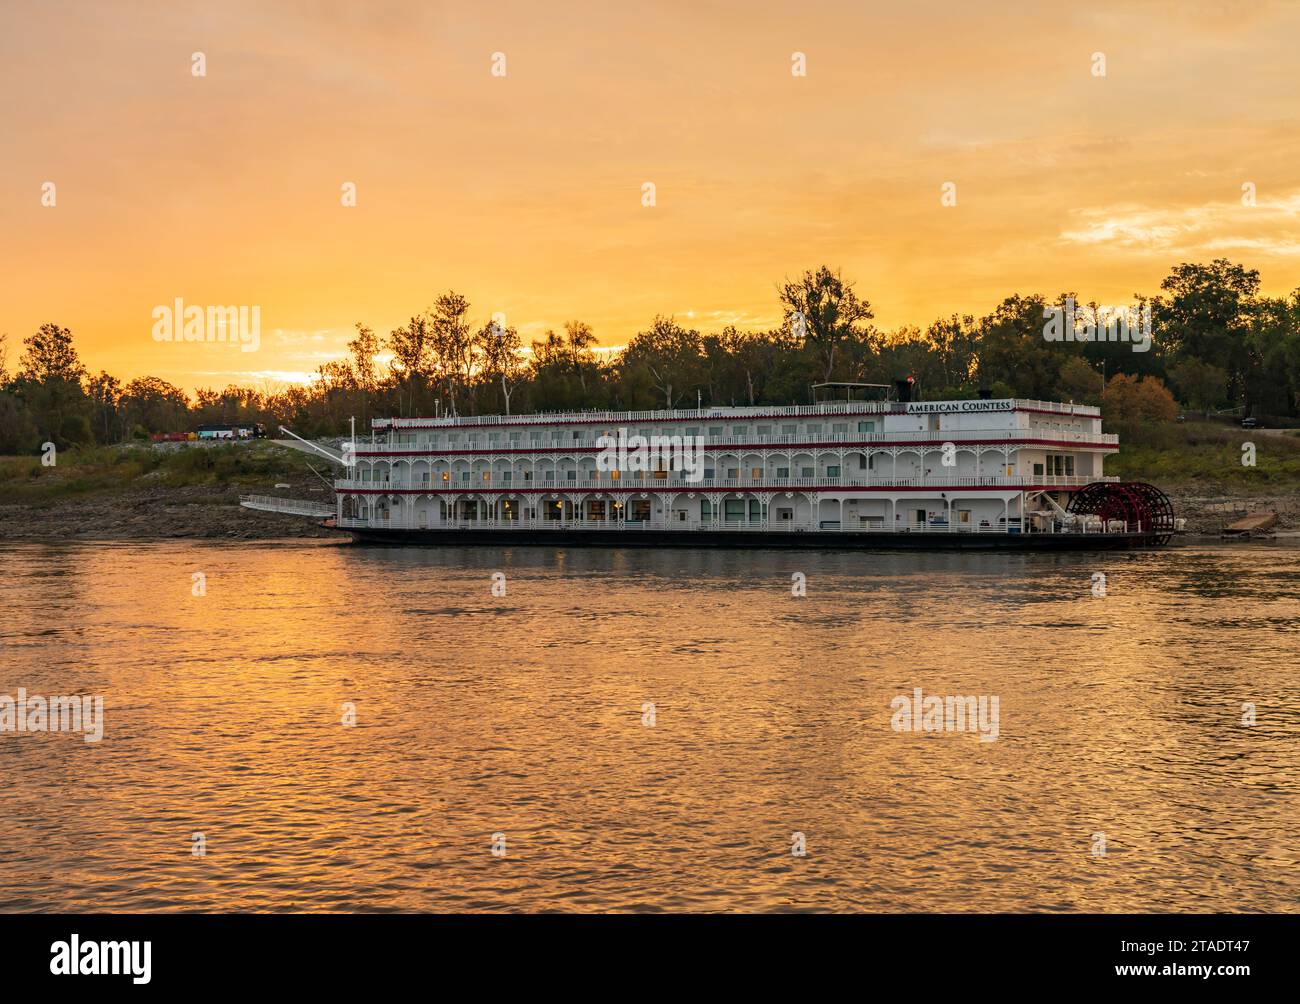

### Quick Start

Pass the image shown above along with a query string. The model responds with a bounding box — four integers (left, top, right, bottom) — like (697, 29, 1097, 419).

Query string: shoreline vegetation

(2, 259, 1298, 541)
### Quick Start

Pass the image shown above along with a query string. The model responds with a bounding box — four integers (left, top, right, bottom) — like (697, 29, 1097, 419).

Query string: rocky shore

(0, 483, 336, 541)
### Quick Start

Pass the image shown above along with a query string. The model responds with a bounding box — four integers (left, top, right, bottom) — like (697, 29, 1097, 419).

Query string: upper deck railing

(335, 474, 1118, 493)
(357, 427, 1118, 454)
(371, 397, 1101, 430)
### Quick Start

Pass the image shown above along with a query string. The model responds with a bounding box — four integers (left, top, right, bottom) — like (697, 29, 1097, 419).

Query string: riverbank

(2, 480, 1296, 544)
(0, 443, 335, 541)
(1, 436, 1297, 542)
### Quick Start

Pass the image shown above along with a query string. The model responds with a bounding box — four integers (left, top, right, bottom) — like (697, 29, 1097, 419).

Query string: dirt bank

(0, 483, 336, 541)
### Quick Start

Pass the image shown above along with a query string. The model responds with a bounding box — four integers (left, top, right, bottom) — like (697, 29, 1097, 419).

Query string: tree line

(2, 259, 1297, 453)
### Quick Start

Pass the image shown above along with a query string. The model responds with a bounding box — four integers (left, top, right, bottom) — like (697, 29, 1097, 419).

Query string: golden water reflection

(1, 541, 1298, 911)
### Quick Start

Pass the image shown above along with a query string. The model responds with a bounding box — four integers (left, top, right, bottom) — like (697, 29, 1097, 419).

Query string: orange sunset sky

(2, 0, 1299, 393)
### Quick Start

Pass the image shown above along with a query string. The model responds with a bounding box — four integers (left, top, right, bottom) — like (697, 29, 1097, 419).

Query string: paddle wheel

(1065, 481, 1176, 544)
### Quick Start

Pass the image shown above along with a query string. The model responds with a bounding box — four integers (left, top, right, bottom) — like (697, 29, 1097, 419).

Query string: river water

(1, 539, 1297, 912)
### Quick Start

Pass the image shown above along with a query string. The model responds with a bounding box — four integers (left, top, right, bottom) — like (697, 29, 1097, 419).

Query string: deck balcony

(333, 474, 1118, 493)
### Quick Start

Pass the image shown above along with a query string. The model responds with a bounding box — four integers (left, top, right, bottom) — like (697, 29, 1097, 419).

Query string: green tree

(778, 266, 876, 384)
(620, 316, 703, 408)
(1167, 357, 1228, 414)
(15, 323, 88, 445)
(1155, 259, 1260, 409)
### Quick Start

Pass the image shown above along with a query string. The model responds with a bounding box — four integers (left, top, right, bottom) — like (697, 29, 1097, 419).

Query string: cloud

(1059, 191, 1300, 256)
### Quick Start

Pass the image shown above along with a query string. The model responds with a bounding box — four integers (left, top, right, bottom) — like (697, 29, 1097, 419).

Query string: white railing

(333, 474, 1116, 493)
(372, 398, 1100, 431)
(376, 401, 900, 430)
(362, 428, 1118, 453)
(239, 494, 336, 517)
(334, 515, 1140, 535)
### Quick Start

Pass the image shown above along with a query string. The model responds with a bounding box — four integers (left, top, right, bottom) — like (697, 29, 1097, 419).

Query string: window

(757, 424, 771, 435)
(807, 423, 822, 433)
(482, 471, 491, 481)
(502, 471, 512, 482)
(545, 471, 555, 482)
(685, 427, 700, 436)
(566, 470, 577, 481)
(724, 499, 746, 522)
(782, 424, 797, 434)
(709, 426, 723, 436)
(777, 467, 789, 478)
(751, 467, 762, 479)
(704, 468, 715, 479)
(508, 432, 521, 443)
(733, 425, 747, 435)
(1044, 454, 1074, 477)
(441, 471, 450, 482)
(488, 433, 501, 443)
(610, 470, 620, 481)
(833, 423, 848, 433)
(827, 465, 840, 477)
(1033, 462, 1044, 476)
(801, 466, 814, 477)
(727, 468, 739, 478)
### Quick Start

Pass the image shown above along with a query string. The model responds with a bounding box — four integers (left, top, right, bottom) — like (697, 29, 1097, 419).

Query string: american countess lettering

(905, 400, 1013, 414)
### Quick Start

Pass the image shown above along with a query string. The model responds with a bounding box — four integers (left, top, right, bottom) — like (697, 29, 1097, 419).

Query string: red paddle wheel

(1065, 481, 1176, 544)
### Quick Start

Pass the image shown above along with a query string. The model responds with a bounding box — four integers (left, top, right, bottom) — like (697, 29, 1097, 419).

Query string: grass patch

(0, 442, 324, 502)
(1107, 418, 1300, 489)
